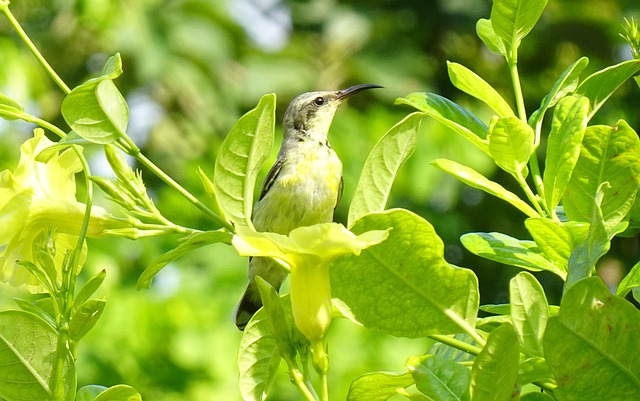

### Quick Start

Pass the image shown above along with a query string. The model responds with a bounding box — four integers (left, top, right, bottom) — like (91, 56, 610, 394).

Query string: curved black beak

(335, 83, 383, 100)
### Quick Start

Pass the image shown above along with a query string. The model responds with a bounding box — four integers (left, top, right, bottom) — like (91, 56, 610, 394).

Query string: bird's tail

(234, 283, 262, 330)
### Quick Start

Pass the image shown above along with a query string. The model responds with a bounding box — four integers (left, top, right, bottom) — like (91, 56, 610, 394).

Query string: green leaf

(542, 96, 589, 213)
(524, 218, 587, 274)
(347, 371, 414, 401)
(0, 93, 25, 121)
(544, 277, 640, 401)
(61, 54, 128, 144)
(563, 121, 640, 234)
(617, 259, 640, 298)
(255, 278, 295, 359)
(509, 272, 548, 357)
(408, 355, 471, 401)
(470, 322, 519, 401)
(13, 298, 57, 330)
(213, 93, 275, 227)
(94, 385, 142, 401)
(447, 62, 514, 117)
(0, 311, 75, 401)
(576, 59, 640, 120)
(566, 184, 624, 290)
(476, 19, 506, 56)
(488, 116, 534, 179)
(432, 158, 538, 218)
(238, 299, 283, 401)
(332, 209, 479, 338)
(520, 391, 555, 401)
(348, 112, 421, 227)
(196, 166, 225, 219)
(69, 299, 106, 342)
(395, 93, 488, 153)
(490, 0, 548, 51)
(518, 357, 554, 386)
(461, 232, 565, 278)
(529, 57, 589, 129)
(73, 269, 106, 312)
(76, 385, 108, 401)
(35, 132, 92, 163)
(137, 230, 232, 289)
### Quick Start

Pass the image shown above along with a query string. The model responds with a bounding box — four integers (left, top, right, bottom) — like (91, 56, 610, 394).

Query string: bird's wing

(259, 156, 285, 200)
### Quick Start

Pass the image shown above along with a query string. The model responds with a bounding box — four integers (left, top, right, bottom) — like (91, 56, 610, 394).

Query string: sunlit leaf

(94, 385, 142, 401)
(490, 0, 548, 51)
(347, 371, 414, 401)
(488, 116, 534, 179)
(542, 96, 589, 213)
(332, 209, 479, 338)
(348, 112, 421, 227)
(69, 299, 106, 342)
(396, 92, 488, 153)
(447, 62, 514, 117)
(509, 272, 548, 357)
(470, 322, 519, 401)
(213, 93, 275, 227)
(432, 158, 538, 218)
(461, 232, 565, 278)
(73, 269, 106, 311)
(476, 18, 506, 56)
(137, 230, 232, 289)
(408, 355, 471, 401)
(563, 121, 640, 234)
(529, 57, 589, 129)
(518, 357, 554, 386)
(0, 93, 25, 121)
(524, 218, 587, 274)
(617, 259, 640, 298)
(576, 59, 640, 120)
(544, 277, 640, 401)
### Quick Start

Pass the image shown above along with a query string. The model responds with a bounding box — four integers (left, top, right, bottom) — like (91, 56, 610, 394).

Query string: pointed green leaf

(69, 299, 106, 342)
(347, 371, 414, 401)
(510, 272, 548, 357)
(529, 57, 589, 129)
(432, 158, 538, 217)
(0, 311, 75, 401)
(61, 54, 128, 144)
(524, 218, 587, 274)
(13, 298, 57, 330)
(488, 116, 534, 179)
(348, 113, 421, 226)
(542, 96, 589, 213)
(408, 355, 471, 401)
(490, 0, 548, 50)
(396, 92, 488, 153)
(255, 278, 295, 360)
(73, 269, 106, 312)
(563, 121, 640, 233)
(332, 209, 479, 338)
(617, 259, 640, 298)
(576, 59, 640, 120)
(137, 230, 232, 289)
(0, 93, 25, 121)
(238, 300, 284, 401)
(447, 62, 514, 117)
(76, 385, 108, 401)
(544, 277, 640, 401)
(213, 93, 275, 227)
(461, 232, 565, 278)
(476, 18, 506, 56)
(94, 385, 142, 401)
(518, 357, 554, 386)
(470, 322, 519, 401)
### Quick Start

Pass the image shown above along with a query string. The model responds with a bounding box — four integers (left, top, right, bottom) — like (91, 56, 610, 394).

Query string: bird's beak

(335, 83, 383, 100)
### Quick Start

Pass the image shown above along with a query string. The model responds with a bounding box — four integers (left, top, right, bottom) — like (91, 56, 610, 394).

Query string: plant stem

(508, 59, 526, 123)
(429, 334, 482, 356)
(443, 309, 486, 347)
(0, 2, 71, 95)
(131, 150, 235, 232)
(283, 355, 318, 401)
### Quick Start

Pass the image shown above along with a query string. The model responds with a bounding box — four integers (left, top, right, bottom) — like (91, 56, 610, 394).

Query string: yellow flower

(0, 129, 129, 288)
(232, 223, 389, 343)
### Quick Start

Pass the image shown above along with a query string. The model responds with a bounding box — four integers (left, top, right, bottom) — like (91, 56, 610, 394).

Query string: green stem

(0, 2, 71, 95)
(443, 309, 486, 347)
(428, 334, 482, 356)
(508, 59, 526, 123)
(131, 150, 235, 232)
(283, 355, 319, 401)
(516, 170, 545, 217)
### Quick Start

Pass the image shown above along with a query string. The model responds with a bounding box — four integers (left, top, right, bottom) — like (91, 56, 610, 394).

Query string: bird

(234, 83, 383, 330)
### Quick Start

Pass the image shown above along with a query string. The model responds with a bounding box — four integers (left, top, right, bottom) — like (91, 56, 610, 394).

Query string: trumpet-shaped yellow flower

(0, 129, 129, 288)
(232, 223, 389, 343)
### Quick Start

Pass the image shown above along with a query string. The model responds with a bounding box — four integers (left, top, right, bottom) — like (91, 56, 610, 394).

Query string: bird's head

(283, 84, 382, 139)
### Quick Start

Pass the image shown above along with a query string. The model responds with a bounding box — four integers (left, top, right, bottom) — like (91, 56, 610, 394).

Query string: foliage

(1, 0, 640, 401)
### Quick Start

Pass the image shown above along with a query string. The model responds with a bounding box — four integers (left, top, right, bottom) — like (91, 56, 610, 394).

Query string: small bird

(234, 83, 382, 330)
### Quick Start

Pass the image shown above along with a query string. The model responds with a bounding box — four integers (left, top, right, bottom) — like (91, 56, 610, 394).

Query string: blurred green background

(1, 0, 639, 400)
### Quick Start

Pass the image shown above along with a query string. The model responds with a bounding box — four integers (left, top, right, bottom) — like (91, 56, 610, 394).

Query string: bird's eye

(312, 96, 325, 106)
